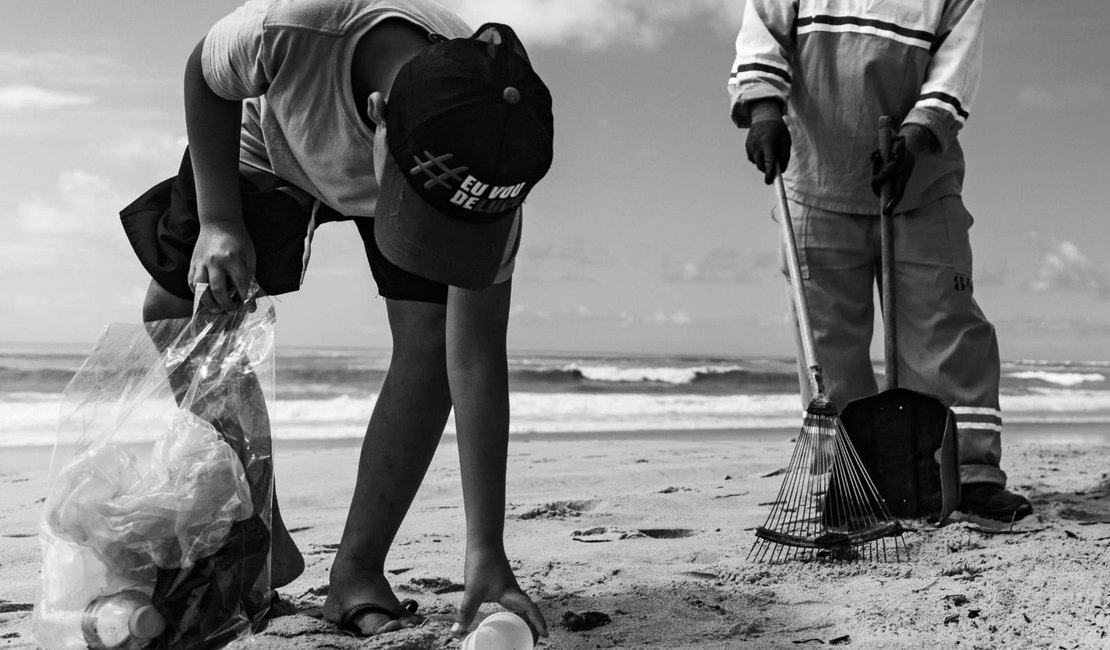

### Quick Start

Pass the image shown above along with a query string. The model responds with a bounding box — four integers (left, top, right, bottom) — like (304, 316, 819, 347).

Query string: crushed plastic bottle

(34, 580, 164, 650)
(81, 589, 166, 650)
(32, 536, 163, 650)
(460, 612, 535, 650)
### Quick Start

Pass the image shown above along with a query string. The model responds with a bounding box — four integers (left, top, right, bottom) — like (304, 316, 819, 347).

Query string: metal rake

(748, 173, 907, 563)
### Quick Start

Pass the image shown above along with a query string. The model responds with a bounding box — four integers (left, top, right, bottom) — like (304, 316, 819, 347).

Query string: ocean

(2, 342, 1110, 448)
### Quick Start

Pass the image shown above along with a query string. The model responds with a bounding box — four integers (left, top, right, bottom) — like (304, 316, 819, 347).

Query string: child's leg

(323, 297, 453, 635)
(142, 278, 192, 322)
(142, 279, 305, 588)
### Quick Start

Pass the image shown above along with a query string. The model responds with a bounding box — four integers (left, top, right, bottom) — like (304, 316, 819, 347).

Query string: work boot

(959, 483, 1033, 522)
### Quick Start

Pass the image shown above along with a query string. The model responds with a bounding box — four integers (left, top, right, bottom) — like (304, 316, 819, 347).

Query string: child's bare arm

(447, 281, 511, 552)
(184, 37, 253, 310)
(445, 280, 548, 638)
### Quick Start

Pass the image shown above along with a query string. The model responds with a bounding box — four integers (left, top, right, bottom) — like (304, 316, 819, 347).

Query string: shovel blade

(841, 387, 960, 522)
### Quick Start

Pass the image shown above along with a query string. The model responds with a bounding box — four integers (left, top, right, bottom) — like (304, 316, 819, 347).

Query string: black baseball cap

(374, 23, 554, 290)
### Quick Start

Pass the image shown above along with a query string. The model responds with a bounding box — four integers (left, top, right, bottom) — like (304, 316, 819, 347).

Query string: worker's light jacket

(728, 0, 985, 214)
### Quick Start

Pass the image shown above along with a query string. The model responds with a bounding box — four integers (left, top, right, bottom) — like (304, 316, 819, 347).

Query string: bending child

(121, 0, 553, 638)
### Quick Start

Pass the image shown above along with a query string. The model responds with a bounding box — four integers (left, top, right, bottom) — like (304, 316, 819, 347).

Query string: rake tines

(753, 172, 908, 563)
(749, 400, 907, 563)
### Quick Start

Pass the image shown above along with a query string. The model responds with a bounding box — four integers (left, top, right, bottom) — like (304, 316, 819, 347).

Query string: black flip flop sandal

(394, 599, 424, 626)
(335, 599, 422, 637)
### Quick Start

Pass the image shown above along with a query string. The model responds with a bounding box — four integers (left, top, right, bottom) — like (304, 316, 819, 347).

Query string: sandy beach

(2, 425, 1109, 649)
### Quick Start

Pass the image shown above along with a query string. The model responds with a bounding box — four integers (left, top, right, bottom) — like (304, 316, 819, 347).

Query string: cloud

(1016, 82, 1109, 111)
(0, 51, 172, 139)
(0, 51, 127, 87)
(972, 260, 1009, 287)
(663, 248, 773, 283)
(644, 310, 692, 326)
(511, 304, 600, 323)
(17, 169, 130, 236)
(2, 169, 134, 275)
(96, 130, 189, 168)
(999, 314, 1110, 335)
(520, 238, 611, 266)
(515, 237, 613, 283)
(510, 304, 693, 326)
(445, 0, 742, 49)
(0, 52, 171, 124)
(0, 84, 95, 110)
(1026, 240, 1110, 299)
(510, 305, 551, 321)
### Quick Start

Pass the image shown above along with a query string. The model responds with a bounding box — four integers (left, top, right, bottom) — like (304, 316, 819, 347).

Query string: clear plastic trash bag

(34, 285, 276, 650)
(45, 412, 254, 577)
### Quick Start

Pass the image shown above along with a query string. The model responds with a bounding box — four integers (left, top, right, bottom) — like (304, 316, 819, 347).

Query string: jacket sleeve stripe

(919, 91, 969, 121)
(797, 15, 934, 45)
(905, 0, 982, 146)
(731, 62, 792, 84)
(727, 0, 796, 127)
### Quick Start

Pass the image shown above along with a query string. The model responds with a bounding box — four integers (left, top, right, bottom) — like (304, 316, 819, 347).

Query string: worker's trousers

(778, 195, 1006, 486)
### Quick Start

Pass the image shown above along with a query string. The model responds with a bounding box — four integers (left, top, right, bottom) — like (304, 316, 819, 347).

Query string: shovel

(839, 116, 961, 523)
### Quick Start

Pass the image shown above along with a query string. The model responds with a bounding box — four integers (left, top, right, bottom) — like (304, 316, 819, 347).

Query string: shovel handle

(879, 116, 897, 390)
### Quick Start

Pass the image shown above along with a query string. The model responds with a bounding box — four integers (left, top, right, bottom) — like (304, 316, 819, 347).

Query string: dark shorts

(120, 150, 449, 304)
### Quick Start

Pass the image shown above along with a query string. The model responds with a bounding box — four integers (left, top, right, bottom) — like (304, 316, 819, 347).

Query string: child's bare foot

(323, 562, 423, 636)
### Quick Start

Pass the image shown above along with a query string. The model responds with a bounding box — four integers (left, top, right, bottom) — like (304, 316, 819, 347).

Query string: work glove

(870, 134, 916, 216)
(746, 118, 791, 185)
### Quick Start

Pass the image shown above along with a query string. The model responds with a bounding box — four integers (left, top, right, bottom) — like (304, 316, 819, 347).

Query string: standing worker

(728, 0, 1032, 521)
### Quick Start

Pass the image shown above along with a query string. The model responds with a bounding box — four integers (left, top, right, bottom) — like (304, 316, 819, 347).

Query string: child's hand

(452, 547, 548, 641)
(189, 221, 256, 312)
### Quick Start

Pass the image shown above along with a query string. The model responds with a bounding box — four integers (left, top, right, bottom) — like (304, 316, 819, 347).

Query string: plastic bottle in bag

(36, 588, 166, 650)
(81, 589, 166, 650)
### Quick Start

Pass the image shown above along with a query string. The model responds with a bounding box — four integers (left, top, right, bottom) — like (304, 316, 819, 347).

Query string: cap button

(502, 86, 521, 104)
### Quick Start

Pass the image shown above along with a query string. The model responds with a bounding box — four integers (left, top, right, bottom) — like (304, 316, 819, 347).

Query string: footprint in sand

(409, 576, 465, 594)
(570, 526, 698, 542)
(639, 528, 698, 539)
(0, 602, 34, 614)
(514, 499, 601, 520)
(303, 543, 340, 556)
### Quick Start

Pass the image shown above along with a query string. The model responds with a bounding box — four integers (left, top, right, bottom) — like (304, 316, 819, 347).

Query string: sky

(1, 1, 1108, 360)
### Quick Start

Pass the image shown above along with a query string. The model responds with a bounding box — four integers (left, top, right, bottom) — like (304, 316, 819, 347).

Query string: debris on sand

(562, 610, 611, 632)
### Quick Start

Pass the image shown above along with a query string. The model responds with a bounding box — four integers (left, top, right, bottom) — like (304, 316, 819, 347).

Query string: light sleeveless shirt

(202, 0, 471, 218)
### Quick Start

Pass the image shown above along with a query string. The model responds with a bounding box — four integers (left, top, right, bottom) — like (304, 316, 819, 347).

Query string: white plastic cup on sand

(460, 611, 535, 650)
